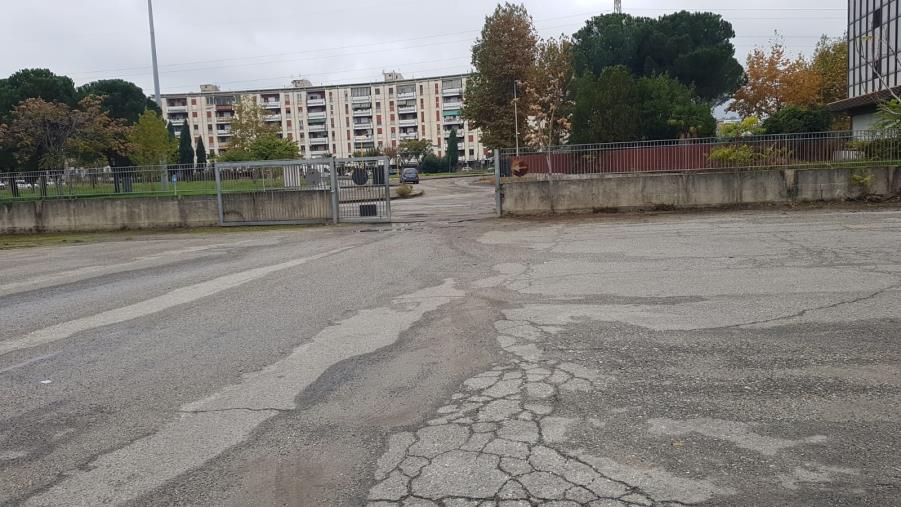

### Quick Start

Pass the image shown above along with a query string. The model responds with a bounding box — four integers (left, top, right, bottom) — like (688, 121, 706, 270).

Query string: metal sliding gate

(334, 156, 391, 223)
(214, 156, 390, 226)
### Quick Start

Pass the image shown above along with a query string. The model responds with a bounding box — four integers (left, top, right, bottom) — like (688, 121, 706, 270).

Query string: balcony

(307, 123, 327, 132)
(216, 115, 234, 123)
(353, 122, 373, 129)
(398, 118, 417, 127)
(398, 106, 416, 114)
(216, 104, 234, 111)
(309, 137, 329, 145)
(399, 132, 418, 140)
(308, 111, 327, 120)
(354, 135, 374, 143)
(442, 88, 463, 97)
(168, 119, 186, 126)
(261, 101, 281, 109)
(264, 114, 282, 122)
(351, 95, 372, 104)
(307, 97, 326, 106)
(397, 91, 415, 100)
(166, 105, 187, 113)
(352, 108, 373, 117)
(217, 129, 232, 137)
(443, 116, 464, 125)
(443, 101, 463, 110)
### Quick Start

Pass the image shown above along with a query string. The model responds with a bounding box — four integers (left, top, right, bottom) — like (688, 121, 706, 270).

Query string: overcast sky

(0, 0, 847, 95)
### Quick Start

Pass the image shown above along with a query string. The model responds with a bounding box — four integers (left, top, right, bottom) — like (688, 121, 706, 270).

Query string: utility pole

(513, 80, 520, 156)
(147, 0, 167, 188)
(614, 0, 622, 14)
(147, 0, 162, 107)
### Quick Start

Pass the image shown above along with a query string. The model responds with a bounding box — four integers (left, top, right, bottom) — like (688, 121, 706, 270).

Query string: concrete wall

(502, 166, 901, 215)
(0, 190, 333, 233)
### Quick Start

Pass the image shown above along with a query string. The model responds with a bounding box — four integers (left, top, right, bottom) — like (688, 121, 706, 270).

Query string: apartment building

(831, 0, 901, 130)
(161, 73, 487, 163)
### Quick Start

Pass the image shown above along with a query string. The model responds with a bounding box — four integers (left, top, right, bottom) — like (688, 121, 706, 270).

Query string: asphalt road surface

(1, 184, 900, 506)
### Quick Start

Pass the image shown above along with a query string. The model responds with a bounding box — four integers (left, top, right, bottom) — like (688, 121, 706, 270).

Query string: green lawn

(0, 177, 288, 202)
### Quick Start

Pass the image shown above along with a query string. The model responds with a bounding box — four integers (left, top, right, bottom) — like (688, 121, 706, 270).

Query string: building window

(192, 111, 198, 117)
(390, 101, 395, 112)
(435, 97, 439, 107)
(469, 149, 474, 157)
(391, 127, 396, 134)
(193, 124, 198, 131)
(332, 144, 336, 152)
(436, 111, 440, 121)
(376, 114, 382, 125)
(209, 136, 214, 144)
(390, 114, 395, 121)
(376, 101, 381, 111)
(420, 84, 424, 95)
(191, 98, 197, 105)
(420, 98, 424, 109)
(375, 88, 381, 95)
(287, 119, 292, 128)
(435, 83, 439, 94)
(389, 87, 394, 95)
(377, 127, 383, 134)
(207, 111, 212, 118)
(468, 135, 474, 142)
(874, 7, 883, 28)
(287, 133, 293, 140)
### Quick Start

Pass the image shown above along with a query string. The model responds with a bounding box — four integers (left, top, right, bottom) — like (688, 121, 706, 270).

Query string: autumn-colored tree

(463, 3, 537, 149)
(730, 41, 821, 118)
(0, 96, 125, 171)
(525, 35, 573, 149)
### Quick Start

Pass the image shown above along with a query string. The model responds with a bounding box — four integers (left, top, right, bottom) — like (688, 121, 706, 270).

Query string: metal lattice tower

(614, 0, 622, 14)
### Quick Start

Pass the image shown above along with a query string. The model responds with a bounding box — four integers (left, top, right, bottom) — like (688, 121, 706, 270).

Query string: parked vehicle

(400, 167, 420, 184)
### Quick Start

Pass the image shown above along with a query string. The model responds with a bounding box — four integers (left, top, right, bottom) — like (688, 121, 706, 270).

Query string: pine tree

(195, 137, 207, 166)
(446, 128, 460, 171)
(177, 121, 194, 165)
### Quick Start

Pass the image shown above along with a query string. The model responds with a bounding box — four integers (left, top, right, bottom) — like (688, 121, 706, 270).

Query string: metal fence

(497, 130, 901, 182)
(0, 164, 218, 201)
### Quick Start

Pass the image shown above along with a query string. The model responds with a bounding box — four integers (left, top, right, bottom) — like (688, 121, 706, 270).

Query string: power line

(63, 8, 844, 78)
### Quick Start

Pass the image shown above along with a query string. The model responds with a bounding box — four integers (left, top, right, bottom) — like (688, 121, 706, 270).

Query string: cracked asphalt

(1, 196, 900, 506)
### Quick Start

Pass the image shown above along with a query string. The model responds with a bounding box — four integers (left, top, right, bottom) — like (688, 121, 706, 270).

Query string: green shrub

(708, 145, 755, 165)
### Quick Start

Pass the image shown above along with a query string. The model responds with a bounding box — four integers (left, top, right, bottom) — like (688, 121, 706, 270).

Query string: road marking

(0, 351, 61, 375)
(0, 239, 274, 296)
(0, 247, 352, 358)
(25, 279, 464, 507)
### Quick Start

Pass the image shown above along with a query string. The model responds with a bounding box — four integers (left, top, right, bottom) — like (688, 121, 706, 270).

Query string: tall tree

(0, 69, 77, 121)
(638, 75, 715, 139)
(525, 35, 574, 148)
(0, 96, 125, 171)
(572, 11, 742, 103)
(446, 128, 460, 170)
(729, 41, 821, 118)
(228, 97, 275, 154)
(811, 37, 848, 105)
(462, 3, 537, 149)
(128, 110, 172, 166)
(77, 79, 159, 124)
(0, 69, 77, 171)
(195, 137, 208, 165)
(570, 66, 641, 144)
(177, 121, 194, 165)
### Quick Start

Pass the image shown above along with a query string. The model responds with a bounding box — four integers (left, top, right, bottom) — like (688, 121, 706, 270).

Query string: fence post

(382, 156, 392, 222)
(214, 164, 224, 226)
(494, 149, 502, 217)
(329, 157, 339, 224)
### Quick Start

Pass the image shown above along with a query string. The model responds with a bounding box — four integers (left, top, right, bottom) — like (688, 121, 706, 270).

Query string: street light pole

(147, 0, 162, 108)
(513, 80, 520, 156)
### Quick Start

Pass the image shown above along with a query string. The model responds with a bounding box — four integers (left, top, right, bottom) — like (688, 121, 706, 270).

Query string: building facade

(832, 0, 901, 130)
(160, 73, 487, 163)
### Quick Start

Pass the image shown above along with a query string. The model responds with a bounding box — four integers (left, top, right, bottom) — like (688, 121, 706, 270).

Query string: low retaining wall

(0, 190, 334, 233)
(501, 166, 901, 215)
